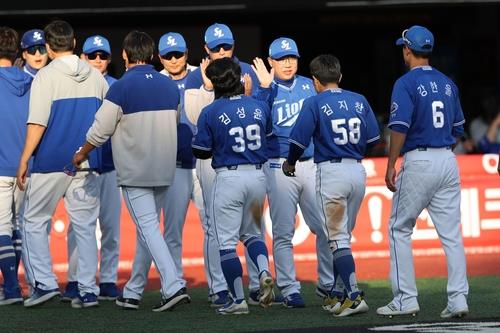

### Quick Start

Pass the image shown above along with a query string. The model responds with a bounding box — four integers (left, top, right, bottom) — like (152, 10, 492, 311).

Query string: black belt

(299, 157, 312, 162)
(226, 164, 262, 170)
(330, 158, 361, 163)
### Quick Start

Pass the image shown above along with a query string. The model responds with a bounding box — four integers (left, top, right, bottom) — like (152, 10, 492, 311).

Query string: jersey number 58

(331, 118, 361, 145)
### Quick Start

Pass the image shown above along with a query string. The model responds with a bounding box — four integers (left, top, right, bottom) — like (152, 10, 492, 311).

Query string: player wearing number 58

(377, 25, 469, 319)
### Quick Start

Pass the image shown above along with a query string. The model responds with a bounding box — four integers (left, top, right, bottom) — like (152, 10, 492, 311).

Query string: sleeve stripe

(366, 135, 381, 143)
(191, 144, 212, 151)
(288, 139, 307, 150)
(388, 121, 410, 128)
(453, 120, 465, 126)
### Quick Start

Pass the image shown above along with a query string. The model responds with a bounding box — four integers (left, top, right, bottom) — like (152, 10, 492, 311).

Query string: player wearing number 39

(192, 58, 275, 315)
(377, 26, 469, 318)
(283, 54, 380, 317)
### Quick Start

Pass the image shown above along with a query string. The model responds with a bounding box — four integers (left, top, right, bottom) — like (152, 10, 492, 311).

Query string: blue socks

(219, 249, 244, 301)
(244, 236, 270, 276)
(0, 235, 20, 294)
(11, 230, 22, 274)
(332, 248, 359, 300)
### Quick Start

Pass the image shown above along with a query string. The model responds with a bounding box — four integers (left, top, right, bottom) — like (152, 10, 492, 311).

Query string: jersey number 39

(229, 124, 261, 153)
(331, 118, 361, 145)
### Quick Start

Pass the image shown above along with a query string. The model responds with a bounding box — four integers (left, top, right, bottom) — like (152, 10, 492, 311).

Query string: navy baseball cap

(21, 29, 45, 49)
(204, 23, 234, 49)
(396, 25, 434, 53)
(83, 35, 111, 54)
(269, 37, 300, 59)
(159, 32, 187, 56)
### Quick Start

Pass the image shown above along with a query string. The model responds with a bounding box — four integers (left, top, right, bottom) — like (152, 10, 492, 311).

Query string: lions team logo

(390, 101, 398, 113)
(93, 36, 104, 47)
(214, 27, 224, 38)
(281, 39, 291, 50)
(167, 36, 177, 46)
(33, 31, 43, 41)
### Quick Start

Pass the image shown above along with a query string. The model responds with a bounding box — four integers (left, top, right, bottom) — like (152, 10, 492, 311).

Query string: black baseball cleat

(115, 296, 140, 310)
(152, 287, 191, 312)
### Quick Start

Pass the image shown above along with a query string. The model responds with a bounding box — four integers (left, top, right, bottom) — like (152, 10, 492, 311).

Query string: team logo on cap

(167, 36, 177, 46)
(214, 27, 224, 38)
(281, 40, 291, 50)
(33, 31, 43, 41)
(93, 36, 104, 46)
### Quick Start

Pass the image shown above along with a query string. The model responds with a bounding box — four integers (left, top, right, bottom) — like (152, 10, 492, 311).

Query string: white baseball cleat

(440, 306, 469, 318)
(333, 295, 369, 317)
(216, 299, 249, 315)
(258, 271, 274, 308)
(376, 301, 419, 317)
(322, 294, 343, 314)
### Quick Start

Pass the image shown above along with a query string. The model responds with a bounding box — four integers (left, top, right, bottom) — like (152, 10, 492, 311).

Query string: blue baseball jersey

(388, 66, 465, 154)
(184, 57, 259, 95)
(289, 88, 380, 162)
(192, 95, 272, 169)
(255, 76, 316, 159)
(173, 69, 196, 169)
(0, 67, 32, 177)
(101, 74, 118, 173)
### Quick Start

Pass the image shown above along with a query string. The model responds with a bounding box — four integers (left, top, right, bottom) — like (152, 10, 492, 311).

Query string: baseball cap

(159, 32, 187, 56)
(204, 23, 234, 49)
(396, 25, 434, 53)
(21, 29, 45, 49)
(83, 35, 111, 54)
(269, 37, 300, 59)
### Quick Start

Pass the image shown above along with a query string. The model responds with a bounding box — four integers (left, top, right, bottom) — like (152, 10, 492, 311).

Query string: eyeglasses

(209, 44, 233, 53)
(86, 52, 110, 60)
(63, 163, 94, 176)
(274, 56, 298, 66)
(161, 51, 185, 61)
(26, 45, 47, 55)
(401, 29, 412, 46)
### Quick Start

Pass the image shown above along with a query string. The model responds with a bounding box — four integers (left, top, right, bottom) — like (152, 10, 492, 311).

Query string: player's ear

(80, 53, 86, 60)
(267, 57, 273, 68)
(204, 44, 210, 55)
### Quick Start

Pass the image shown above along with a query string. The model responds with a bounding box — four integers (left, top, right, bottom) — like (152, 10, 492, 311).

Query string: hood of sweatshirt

(50, 54, 92, 83)
(0, 66, 32, 96)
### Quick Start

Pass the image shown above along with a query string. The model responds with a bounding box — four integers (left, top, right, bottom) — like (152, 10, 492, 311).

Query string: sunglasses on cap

(86, 52, 110, 60)
(208, 44, 233, 53)
(26, 45, 47, 55)
(161, 51, 185, 61)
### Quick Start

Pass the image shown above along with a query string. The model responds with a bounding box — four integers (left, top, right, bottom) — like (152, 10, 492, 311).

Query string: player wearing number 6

(377, 25, 469, 319)
(283, 54, 379, 316)
(192, 58, 275, 314)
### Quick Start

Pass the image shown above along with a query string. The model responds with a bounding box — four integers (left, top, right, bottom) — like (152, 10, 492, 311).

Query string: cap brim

(270, 51, 300, 59)
(159, 46, 187, 55)
(206, 39, 234, 49)
(84, 47, 111, 54)
(396, 38, 405, 46)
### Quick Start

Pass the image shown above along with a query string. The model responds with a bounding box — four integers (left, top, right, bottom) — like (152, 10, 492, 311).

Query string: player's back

(389, 66, 465, 153)
(197, 95, 271, 169)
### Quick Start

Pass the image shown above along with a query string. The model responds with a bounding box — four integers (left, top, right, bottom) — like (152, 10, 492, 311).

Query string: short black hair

(309, 54, 342, 85)
(205, 58, 243, 99)
(0, 26, 18, 62)
(123, 30, 154, 64)
(44, 20, 74, 52)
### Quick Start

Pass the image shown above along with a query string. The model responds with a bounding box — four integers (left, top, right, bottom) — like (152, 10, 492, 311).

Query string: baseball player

(192, 57, 274, 314)
(184, 22, 266, 307)
(376, 25, 469, 318)
(20, 29, 48, 78)
(73, 30, 189, 312)
(251, 37, 334, 307)
(16, 20, 107, 308)
(63, 35, 121, 301)
(283, 54, 380, 316)
(0, 26, 32, 305)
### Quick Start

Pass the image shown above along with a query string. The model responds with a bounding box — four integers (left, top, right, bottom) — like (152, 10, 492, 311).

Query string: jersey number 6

(229, 124, 262, 153)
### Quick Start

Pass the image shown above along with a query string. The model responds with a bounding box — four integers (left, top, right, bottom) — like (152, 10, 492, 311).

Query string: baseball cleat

(376, 301, 419, 317)
(115, 296, 140, 310)
(216, 299, 249, 315)
(98, 283, 121, 301)
(24, 287, 60, 307)
(322, 292, 344, 314)
(334, 294, 369, 317)
(440, 306, 469, 319)
(258, 271, 274, 308)
(283, 292, 306, 308)
(152, 287, 191, 312)
(0, 287, 23, 305)
(315, 286, 330, 299)
(210, 290, 230, 308)
(71, 293, 99, 309)
(61, 281, 79, 302)
(248, 289, 284, 306)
